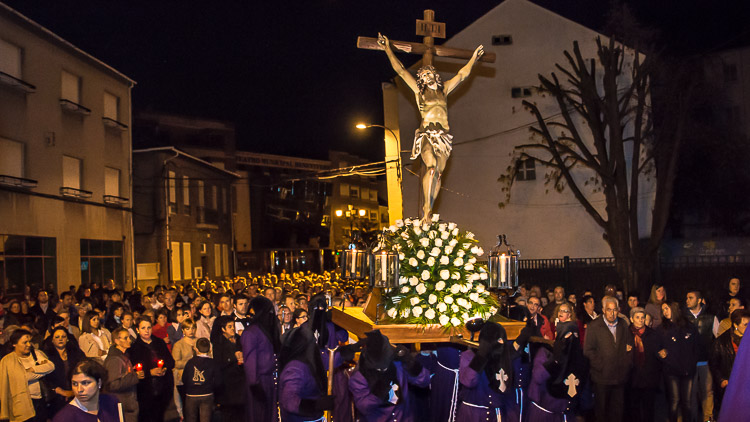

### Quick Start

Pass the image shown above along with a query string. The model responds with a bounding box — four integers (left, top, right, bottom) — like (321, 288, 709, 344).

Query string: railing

(59, 99, 91, 115)
(103, 194, 129, 205)
(196, 207, 220, 227)
(0, 70, 36, 93)
(0, 175, 38, 189)
(60, 186, 93, 199)
(102, 117, 128, 130)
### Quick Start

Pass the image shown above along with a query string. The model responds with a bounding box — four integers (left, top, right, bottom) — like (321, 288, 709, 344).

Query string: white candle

(351, 252, 357, 274)
(381, 253, 387, 281)
(500, 254, 507, 283)
(118, 402, 124, 422)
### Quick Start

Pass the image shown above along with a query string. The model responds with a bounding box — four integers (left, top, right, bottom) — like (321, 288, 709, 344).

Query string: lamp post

(356, 123, 403, 224)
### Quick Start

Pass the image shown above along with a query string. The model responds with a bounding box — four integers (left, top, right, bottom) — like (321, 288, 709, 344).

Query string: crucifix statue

(358, 10, 495, 223)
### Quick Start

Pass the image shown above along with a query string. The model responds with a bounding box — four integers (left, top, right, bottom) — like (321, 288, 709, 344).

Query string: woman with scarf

(626, 307, 663, 422)
(279, 326, 334, 422)
(42, 327, 86, 417)
(128, 317, 175, 422)
(348, 329, 430, 422)
(710, 308, 749, 414)
(457, 322, 521, 422)
(527, 321, 589, 422)
(210, 315, 246, 422)
(657, 301, 699, 422)
(241, 296, 281, 422)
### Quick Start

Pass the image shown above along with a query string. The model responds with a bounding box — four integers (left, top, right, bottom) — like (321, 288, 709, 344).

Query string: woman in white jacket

(77, 311, 111, 362)
(0, 328, 55, 422)
(194, 300, 215, 340)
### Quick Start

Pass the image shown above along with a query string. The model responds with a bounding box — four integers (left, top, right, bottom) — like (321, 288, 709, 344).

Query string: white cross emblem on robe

(495, 368, 509, 392)
(564, 373, 579, 397)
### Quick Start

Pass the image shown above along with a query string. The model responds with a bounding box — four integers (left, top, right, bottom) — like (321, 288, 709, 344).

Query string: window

(182, 176, 190, 214)
(104, 167, 120, 197)
(492, 35, 513, 46)
(62, 156, 81, 189)
(0, 39, 22, 79)
(182, 242, 192, 281)
(222, 244, 229, 277)
(369, 189, 377, 201)
(370, 210, 378, 221)
(61, 70, 80, 103)
(361, 187, 369, 201)
(103, 92, 119, 121)
(80, 239, 123, 289)
(349, 185, 359, 199)
(511, 87, 532, 98)
(168, 171, 176, 204)
(516, 158, 536, 181)
(221, 187, 227, 214)
(339, 183, 349, 197)
(211, 185, 218, 210)
(170, 241, 181, 280)
(214, 244, 222, 277)
(0, 137, 24, 177)
(0, 235, 56, 295)
(724, 63, 738, 83)
(198, 180, 205, 207)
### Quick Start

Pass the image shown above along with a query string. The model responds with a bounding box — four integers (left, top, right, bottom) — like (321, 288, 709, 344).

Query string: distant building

(132, 147, 238, 286)
(0, 2, 135, 293)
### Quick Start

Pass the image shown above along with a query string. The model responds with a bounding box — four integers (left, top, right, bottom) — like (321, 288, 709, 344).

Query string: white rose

(477, 284, 485, 293)
(456, 298, 467, 308)
(416, 283, 427, 295)
(437, 302, 448, 313)
(409, 257, 418, 267)
(432, 214, 440, 222)
(452, 228, 459, 235)
(435, 281, 446, 291)
(427, 257, 435, 266)
(398, 253, 405, 260)
(469, 257, 477, 264)
(396, 219, 404, 227)
(401, 232, 409, 239)
(461, 299, 471, 309)
(430, 247, 441, 257)
(451, 272, 461, 280)
(465, 263, 474, 271)
(462, 312, 470, 322)
(422, 223, 430, 231)
(480, 273, 487, 280)
(428, 294, 437, 304)
(406, 240, 413, 247)
(410, 296, 420, 306)
(401, 286, 409, 293)
(440, 255, 449, 265)
(448, 222, 456, 230)
(425, 308, 436, 320)
(457, 250, 465, 258)
(421, 270, 430, 280)
(478, 298, 486, 305)
(450, 317, 461, 326)
(449, 239, 458, 247)
(441, 232, 449, 240)
(389, 225, 397, 232)
(470, 273, 480, 281)
(450, 284, 461, 294)
(470, 292, 480, 302)
(444, 246, 453, 255)
(439, 315, 450, 326)
(401, 308, 410, 318)
(451, 304, 460, 313)
(416, 250, 425, 259)
(428, 230, 436, 239)
(420, 238, 430, 248)
(471, 246, 479, 254)
(387, 308, 397, 318)
(398, 276, 407, 285)
(439, 223, 447, 231)
(440, 269, 450, 280)
(444, 296, 454, 304)
(409, 276, 418, 286)
(412, 307, 423, 317)
(435, 238, 443, 247)
(489, 306, 498, 315)
(454, 257, 464, 266)
(476, 248, 484, 256)
(413, 227, 422, 236)
(466, 232, 475, 239)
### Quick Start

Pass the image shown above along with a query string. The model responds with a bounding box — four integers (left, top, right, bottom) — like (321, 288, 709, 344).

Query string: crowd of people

(0, 272, 746, 422)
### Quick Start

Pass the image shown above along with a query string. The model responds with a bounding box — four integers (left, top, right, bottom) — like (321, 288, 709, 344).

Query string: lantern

(370, 248, 400, 289)
(340, 241, 368, 280)
(488, 235, 520, 289)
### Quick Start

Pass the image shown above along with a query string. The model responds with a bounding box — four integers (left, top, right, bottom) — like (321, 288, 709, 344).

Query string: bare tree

(498, 35, 690, 293)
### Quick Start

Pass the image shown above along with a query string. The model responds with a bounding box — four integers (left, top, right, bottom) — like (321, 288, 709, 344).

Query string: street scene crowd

(0, 272, 747, 422)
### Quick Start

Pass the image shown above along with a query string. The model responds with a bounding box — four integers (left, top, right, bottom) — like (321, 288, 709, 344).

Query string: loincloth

(411, 125, 453, 160)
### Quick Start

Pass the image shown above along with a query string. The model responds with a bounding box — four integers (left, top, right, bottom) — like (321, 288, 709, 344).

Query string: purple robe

(432, 346, 460, 422)
(52, 394, 120, 422)
(456, 349, 515, 422)
(279, 361, 325, 422)
(241, 324, 278, 422)
(718, 333, 750, 421)
(527, 348, 573, 422)
(317, 321, 353, 422)
(349, 361, 430, 422)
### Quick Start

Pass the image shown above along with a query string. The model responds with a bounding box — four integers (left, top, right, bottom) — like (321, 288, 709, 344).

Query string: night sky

(5, 0, 749, 161)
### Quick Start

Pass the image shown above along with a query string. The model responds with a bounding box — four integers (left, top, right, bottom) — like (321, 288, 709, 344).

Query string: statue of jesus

(378, 33, 484, 223)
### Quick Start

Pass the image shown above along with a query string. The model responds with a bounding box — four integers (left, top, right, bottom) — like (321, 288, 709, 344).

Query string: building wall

(396, 0, 654, 259)
(0, 5, 134, 292)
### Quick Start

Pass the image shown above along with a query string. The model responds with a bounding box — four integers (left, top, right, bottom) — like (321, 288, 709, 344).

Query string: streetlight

(355, 123, 403, 224)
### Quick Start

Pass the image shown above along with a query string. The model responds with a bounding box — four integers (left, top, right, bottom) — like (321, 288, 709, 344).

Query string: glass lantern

(370, 249, 399, 289)
(488, 235, 520, 289)
(341, 242, 368, 280)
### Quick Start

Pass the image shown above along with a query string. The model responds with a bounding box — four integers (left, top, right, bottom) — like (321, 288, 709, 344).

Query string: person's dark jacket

(29, 304, 56, 331)
(182, 355, 220, 396)
(657, 321, 700, 378)
(103, 345, 139, 422)
(709, 329, 740, 388)
(583, 316, 634, 385)
(684, 306, 716, 361)
(212, 334, 246, 406)
(628, 326, 663, 389)
(128, 336, 175, 400)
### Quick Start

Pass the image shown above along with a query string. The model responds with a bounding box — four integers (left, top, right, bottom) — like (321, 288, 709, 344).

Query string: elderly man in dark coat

(241, 296, 281, 422)
(348, 330, 430, 422)
(103, 327, 142, 422)
(583, 296, 633, 422)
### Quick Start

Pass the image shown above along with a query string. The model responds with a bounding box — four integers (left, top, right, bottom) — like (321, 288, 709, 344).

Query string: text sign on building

(416, 20, 445, 38)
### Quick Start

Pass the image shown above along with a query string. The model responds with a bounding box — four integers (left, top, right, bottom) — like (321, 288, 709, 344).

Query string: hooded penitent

(308, 293, 330, 349)
(478, 321, 514, 393)
(280, 326, 327, 392)
(544, 321, 589, 399)
(359, 330, 400, 402)
(249, 296, 281, 353)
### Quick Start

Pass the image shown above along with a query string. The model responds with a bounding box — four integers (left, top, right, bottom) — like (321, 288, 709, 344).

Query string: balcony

(102, 117, 128, 131)
(60, 186, 92, 199)
(0, 175, 38, 189)
(0, 71, 36, 94)
(103, 195, 129, 206)
(196, 207, 220, 230)
(59, 99, 91, 116)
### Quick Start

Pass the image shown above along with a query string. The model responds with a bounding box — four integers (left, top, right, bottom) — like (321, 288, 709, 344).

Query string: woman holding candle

(51, 358, 121, 422)
(128, 317, 175, 422)
(211, 315, 246, 422)
(104, 327, 142, 422)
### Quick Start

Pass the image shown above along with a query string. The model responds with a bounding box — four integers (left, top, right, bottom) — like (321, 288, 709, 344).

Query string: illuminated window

(62, 156, 81, 189)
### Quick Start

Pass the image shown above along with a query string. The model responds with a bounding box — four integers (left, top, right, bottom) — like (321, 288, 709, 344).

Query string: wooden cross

(564, 373, 579, 397)
(495, 368, 509, 392)
(357, 9, 496, 65)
